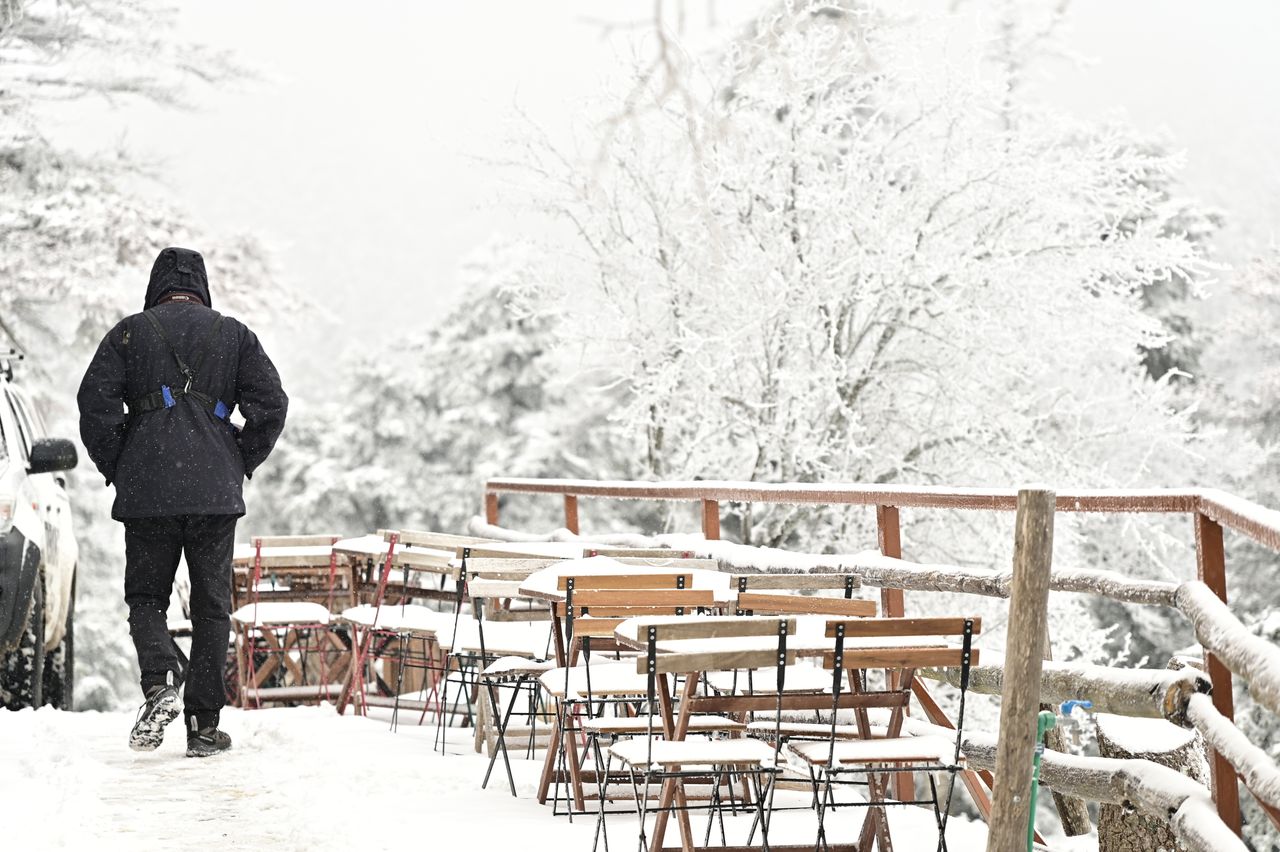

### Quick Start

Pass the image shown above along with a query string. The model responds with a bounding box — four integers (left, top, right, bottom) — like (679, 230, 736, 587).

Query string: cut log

(918, 658, 1211, 723)
(1095, 713, 1209, 851)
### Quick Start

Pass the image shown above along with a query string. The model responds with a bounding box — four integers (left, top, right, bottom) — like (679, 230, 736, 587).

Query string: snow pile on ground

(0, 705, 1015, 851)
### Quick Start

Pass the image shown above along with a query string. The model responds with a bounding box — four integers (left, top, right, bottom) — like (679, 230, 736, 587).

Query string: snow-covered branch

(1176, 581, 1280, 718)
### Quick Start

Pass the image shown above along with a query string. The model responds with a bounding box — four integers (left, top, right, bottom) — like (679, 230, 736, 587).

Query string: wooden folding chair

(792, 616, 982, 852)
(597, 618, 798, 852)
(542, 576, 715, 816)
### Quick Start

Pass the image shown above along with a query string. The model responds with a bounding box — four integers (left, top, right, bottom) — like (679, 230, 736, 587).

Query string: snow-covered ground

(0, 705, 1006, 851)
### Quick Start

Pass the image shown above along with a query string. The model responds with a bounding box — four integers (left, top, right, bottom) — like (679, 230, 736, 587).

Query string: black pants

(124, 515, 237, 723)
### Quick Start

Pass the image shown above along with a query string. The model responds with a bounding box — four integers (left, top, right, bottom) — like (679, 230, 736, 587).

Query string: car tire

(43, 571, 74, 710)
(0, 567, 44, 710)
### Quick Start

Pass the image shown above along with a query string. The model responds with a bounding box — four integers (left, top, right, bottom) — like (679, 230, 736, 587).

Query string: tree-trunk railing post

(1195, 510, 1243, 835)
(701, 499, 720, 540)
(986, 487, 1056, 852)
(876, 504, 913, 801)
(563, 495, 580, 535)
(484, 492, 499, 526)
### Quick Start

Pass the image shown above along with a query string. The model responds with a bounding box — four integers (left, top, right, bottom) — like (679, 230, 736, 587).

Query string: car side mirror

(28, 438, 78, 475)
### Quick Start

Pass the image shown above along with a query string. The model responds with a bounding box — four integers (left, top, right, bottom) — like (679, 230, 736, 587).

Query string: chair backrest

(731, 572, 860, 593)
(736, 592, 877, 618)
(821, 617, 982, 670)
(392, 529, 495, 549)
(582, 547, 700, 559)
(822, 615, 982, 765)
(556, 573, 694, 592)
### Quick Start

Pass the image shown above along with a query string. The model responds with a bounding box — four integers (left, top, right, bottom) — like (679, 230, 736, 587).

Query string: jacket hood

(145, 247, 211, 309)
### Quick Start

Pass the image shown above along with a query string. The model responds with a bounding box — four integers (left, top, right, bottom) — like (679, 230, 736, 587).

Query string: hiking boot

(128, 684, 182, 752)
(185, 717, 232, 758)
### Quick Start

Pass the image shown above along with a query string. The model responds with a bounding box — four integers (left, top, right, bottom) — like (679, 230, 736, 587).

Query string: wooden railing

(484, 478, 1280, 839)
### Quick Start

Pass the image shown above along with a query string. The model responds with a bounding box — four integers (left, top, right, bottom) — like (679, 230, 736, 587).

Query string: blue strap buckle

(160, 385, 175, 408)
(213, 400, 229, 420)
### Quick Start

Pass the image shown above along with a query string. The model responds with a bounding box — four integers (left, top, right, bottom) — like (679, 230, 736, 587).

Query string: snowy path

(0, 705, 999, 851)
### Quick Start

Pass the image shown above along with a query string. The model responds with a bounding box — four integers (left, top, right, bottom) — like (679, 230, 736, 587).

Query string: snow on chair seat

(482, 655, 556, 680)
(608, 735, 779, 768)
(539, 661, 651, 700)
(788, 734, 959, 767)
(231, 601, 332, 626)
(340, 603, 453, 635)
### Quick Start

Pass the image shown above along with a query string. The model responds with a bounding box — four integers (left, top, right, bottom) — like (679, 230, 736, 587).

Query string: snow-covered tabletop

(332, 534, 392, 558)
(517, 555, 735, 605)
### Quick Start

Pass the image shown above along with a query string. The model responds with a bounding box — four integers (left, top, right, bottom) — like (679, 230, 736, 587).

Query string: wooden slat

(645, 648, 798, 674)
(395, 530, 495, 548)
(457, 546, 575, 559)
(731, 572, 861, 591)
(567, 589, 714, 608)
(394, 550, 456, 569)
(822, 647, 980, 670)
(583, 548, 701, 559)
(556, 573, 693, 592)
(571, 605, 707, 618)
(251, 535, 340, 547)
(823, 616, 984, 638)
(611, 557, 720, 570)
(737, 592, 877, 617)
(465, 558, 561, 575)
(570, 618, 627, 637)
(653, 619, 797, 641)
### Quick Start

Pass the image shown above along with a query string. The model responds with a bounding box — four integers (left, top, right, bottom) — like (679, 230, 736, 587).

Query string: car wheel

(0, 568, 44, 709)
(43, 571, 75, 710)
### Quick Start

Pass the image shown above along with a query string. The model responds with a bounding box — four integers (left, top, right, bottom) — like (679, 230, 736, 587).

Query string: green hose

(1028, 710, 1057, 852)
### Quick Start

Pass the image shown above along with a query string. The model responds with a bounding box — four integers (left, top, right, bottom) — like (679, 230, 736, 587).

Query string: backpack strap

(128, 311, 232, 421)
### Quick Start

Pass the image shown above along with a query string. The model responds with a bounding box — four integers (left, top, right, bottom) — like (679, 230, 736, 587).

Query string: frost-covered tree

(250, 241, 633, 538)
(532, 3, 1229, 552)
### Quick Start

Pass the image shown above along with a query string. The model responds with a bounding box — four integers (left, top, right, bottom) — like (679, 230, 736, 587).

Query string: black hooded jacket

(77, 247, 288, 520)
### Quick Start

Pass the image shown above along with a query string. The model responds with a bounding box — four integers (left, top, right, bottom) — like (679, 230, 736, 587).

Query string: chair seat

(231, 601, 331, 626)
(443, 619, 551, 658)
(608, 736, 779, 768)
(583, 714, 746, 734)
(788, 735, 958, 767)
(540, 661, 652, 700)
(482, 656, 557, 679)
(341, 604, 451, 634)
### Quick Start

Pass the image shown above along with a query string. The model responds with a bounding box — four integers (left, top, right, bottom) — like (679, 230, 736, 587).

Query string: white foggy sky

(42, 0, 1280, 385)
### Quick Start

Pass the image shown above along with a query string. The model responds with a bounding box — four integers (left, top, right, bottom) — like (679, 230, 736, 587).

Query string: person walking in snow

(78, 246, 287, 757)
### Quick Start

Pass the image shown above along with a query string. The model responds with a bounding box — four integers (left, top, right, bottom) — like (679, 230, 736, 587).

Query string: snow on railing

(907, 718, 1249, 852)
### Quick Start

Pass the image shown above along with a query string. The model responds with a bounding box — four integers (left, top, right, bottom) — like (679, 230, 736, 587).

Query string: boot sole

(128, 692, 182, 752)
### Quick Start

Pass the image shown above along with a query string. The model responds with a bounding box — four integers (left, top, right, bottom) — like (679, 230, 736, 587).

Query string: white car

(0, 357, 80, 709)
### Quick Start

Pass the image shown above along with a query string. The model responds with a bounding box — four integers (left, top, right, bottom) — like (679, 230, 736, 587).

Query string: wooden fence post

(485, 492, 499, 526)
(1195, 511, 1243, 835)
(876, 504, 913, 801)
(563, 495, 580, 534)
(702, 499, 720, 540)
(986, 487, 1056, 852)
